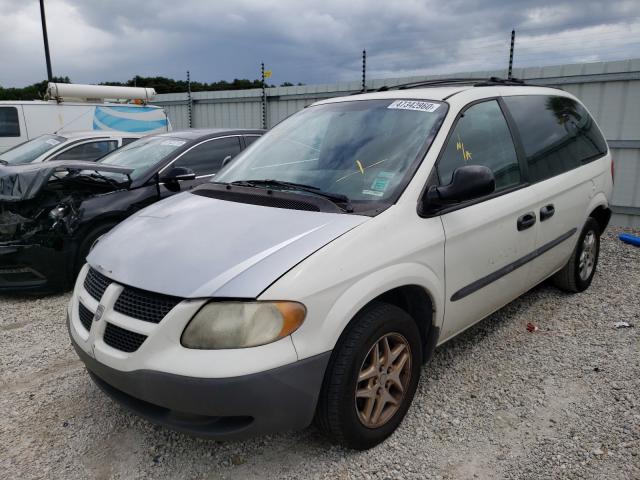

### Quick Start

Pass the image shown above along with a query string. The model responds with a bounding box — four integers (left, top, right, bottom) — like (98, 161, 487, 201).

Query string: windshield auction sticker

(388, 100, 440, 113)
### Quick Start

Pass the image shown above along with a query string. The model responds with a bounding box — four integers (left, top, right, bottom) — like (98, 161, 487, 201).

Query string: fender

(585, 191, 610, 222)
(287, 262, 444, 360)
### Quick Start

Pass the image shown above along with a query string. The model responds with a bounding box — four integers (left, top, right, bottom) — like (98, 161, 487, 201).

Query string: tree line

(0, 76, 303, 100)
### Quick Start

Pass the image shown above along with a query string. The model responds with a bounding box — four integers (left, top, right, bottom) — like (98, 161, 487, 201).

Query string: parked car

(0, 128, 263, 293)
(67, 80, 612, 449)
(0, 83, 170, 153)
(0, 131, 143, 165)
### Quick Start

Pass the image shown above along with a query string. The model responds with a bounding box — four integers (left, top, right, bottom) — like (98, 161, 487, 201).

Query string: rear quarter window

(503, 95, 607, 182)
(0, 107, 20, 137)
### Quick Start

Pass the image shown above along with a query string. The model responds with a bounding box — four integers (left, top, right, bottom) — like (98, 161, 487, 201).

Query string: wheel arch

(317, 263, 444, 364)
(72, 215, 125, 271)
(589, 204, 611, 234)
(585, 193, 611, 234)
(373, 285, 439, 363)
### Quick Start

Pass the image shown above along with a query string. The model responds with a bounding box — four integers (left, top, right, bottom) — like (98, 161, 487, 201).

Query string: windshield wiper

(228, 179, 353, 212)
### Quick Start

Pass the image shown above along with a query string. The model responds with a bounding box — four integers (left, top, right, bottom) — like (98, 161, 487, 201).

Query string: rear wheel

(552, 217, 600, 292)
(315, 302, 422, 450)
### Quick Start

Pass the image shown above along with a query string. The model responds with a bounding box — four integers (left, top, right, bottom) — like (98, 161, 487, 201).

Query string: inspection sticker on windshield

(161, 140, 186, 147)
(388, 100, 439, 113)
(362, 189, 384, 197)
(46, 139, 61, 146)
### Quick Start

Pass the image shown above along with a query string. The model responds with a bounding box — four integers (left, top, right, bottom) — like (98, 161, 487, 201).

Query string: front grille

(84, 268, 111, 301)
(103, 323, 147, 353)
(114, 286, 182, 324)
(78, 302, 93, 332)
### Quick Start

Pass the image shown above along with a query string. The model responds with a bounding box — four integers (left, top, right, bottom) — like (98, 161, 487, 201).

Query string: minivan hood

(88, 192, 368, 298)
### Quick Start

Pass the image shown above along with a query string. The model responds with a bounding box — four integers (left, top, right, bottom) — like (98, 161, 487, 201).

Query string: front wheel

(74, 222, 118, 277)
(552, 217, 601, 292)
(315, 302, 422, 450)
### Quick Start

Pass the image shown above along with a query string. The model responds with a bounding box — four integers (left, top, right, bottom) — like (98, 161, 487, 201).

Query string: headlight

(181, 301, 306, 349)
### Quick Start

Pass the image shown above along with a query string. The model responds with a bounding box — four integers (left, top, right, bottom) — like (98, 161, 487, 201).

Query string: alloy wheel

(355, 333, 412, 428)
(578, 230, 597, 281)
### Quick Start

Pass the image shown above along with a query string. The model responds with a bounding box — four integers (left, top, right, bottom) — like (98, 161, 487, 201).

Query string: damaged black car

(0, 128, 263, 293)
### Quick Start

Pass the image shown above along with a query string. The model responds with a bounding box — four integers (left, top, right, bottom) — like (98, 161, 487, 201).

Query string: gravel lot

(1, 228, 638, 479)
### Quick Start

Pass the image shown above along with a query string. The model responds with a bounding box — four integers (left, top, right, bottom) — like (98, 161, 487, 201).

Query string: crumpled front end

(0, 161, 134, 293)
(0, 200, 79, 292)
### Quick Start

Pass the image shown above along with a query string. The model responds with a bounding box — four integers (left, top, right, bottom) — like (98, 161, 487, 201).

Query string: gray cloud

(0, 0, 639, 87)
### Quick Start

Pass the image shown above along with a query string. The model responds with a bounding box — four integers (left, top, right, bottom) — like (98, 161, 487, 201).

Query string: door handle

(540, 204, 555, 221)
(517, 212, 536, 231)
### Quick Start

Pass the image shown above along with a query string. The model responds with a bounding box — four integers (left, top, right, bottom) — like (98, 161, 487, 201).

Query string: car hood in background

(0, 160, 133, 202)
(88, 192, 368, 298)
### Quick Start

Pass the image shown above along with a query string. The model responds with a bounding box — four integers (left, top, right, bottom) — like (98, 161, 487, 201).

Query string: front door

(435, 99, 538, 341)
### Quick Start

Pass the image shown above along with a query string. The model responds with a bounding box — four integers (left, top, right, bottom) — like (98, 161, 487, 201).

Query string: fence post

(187, 70, 193, 128)
(261, 63, 267, 129)
(362, 49, 367, 93)
(508, 29, 515, 80)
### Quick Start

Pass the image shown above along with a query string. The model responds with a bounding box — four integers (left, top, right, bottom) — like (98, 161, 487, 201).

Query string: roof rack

(374, 76, 527, 92)
(473, 76, 526, 86)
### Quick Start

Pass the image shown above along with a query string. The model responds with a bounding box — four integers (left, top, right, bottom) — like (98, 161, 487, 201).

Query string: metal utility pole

(508, 29, 515, 80)
(261, 62, 267, 129)
(39, 0, 53, 82)
(362, 49, 367, 93)
(187, 70, 193, 128)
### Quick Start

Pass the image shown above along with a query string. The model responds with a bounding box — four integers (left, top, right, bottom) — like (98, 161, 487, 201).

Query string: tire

(315, 302, 422, 450)
(552, 217, 600, 293)
(73, 222, 117, 277)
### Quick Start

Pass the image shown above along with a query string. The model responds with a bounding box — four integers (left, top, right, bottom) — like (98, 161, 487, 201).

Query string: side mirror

(160, 166, 196, 183)
(221, 155, 233, 167)
(425, 165, 495, 208)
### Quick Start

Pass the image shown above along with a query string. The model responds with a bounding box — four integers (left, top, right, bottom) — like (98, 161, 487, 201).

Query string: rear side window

(437, 100, 520, 191)
(53, 140, 118, 161)
(0, 107, 20, 137)
(174, 136, 242, 176)
(503, 95, 607, 182)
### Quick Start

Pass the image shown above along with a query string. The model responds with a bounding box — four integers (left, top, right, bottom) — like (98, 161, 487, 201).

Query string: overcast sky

(1, 0, 639, 87)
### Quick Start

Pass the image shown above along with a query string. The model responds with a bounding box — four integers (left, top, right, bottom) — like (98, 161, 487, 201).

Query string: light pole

(39, 0, 53, 82)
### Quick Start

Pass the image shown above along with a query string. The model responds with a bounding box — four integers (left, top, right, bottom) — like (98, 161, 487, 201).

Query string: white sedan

(0, 130, 142, 166)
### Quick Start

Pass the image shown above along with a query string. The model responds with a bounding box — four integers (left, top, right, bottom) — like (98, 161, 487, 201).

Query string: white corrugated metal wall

(153, 58, 640, 226)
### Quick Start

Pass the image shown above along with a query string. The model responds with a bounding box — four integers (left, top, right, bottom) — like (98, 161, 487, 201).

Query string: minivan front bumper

(69, 320, 331, 439)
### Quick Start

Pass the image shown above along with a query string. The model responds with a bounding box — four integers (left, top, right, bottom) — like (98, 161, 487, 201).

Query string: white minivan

(67, 79, 612, 450)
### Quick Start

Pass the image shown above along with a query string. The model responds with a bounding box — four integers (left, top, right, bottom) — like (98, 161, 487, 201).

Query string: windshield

(98, 135, 187, 180)
(0, 134, 67, 165)
(215, 99, 447, 212)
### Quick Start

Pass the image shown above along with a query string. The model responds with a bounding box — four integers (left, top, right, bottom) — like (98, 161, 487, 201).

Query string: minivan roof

(314, 84, 566, 106)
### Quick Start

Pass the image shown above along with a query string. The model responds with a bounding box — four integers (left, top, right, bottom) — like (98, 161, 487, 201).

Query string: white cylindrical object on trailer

(47, 83, 156, 101)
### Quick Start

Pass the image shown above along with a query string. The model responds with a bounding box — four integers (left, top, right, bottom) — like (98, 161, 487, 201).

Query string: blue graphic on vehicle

(92, 106, 169, 133)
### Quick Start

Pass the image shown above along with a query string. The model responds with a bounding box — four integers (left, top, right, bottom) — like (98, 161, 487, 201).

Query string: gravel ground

(1, 228, 638, 479)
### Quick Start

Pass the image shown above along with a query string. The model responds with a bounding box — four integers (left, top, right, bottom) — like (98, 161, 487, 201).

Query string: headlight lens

(181, 301, 306, 349)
